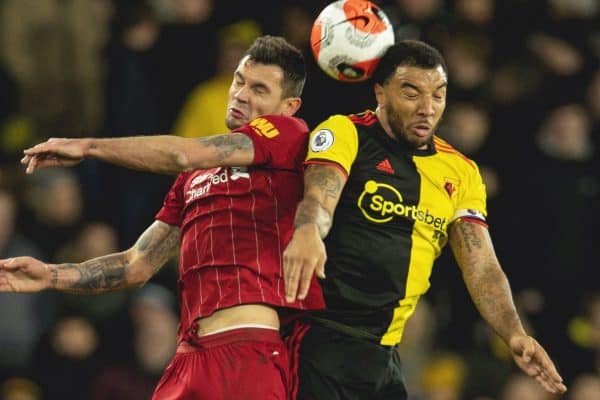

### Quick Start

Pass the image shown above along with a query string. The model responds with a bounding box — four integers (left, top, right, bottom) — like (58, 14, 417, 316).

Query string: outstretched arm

(0, 221, 179, 294)
(448, 220, 567, 395)
(283, 164, 347, 302)
(21, 134, 255, 175)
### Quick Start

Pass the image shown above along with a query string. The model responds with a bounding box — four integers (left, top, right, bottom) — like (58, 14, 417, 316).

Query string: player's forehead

(235, 56, 285, 90)
(389, 65, 447, 89)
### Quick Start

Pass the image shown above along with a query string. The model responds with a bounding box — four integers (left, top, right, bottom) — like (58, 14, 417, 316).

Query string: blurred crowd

(0, 0, 598, 399)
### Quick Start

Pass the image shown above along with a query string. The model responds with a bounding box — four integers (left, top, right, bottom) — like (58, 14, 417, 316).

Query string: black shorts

(287, 320, 407, 400)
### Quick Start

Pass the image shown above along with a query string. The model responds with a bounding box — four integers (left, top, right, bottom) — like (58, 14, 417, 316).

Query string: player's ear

(282, 97, 302, 116)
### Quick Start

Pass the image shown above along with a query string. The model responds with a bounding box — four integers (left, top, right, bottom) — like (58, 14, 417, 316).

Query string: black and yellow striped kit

(305, 110, 487, 346)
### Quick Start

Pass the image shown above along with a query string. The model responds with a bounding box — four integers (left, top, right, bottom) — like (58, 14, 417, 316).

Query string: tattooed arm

(0, 221, 180, 294)
(21, 133, 255, 175)
(448, 220, 566, 394)
(448, 220, 525, 341)
(283, 164, 347, 301)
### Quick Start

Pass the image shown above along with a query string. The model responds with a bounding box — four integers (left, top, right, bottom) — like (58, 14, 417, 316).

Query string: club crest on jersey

(443, 177, 459, 197)
(310, 129, 334, 152)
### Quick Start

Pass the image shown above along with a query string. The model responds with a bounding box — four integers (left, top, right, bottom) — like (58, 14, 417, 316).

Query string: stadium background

(0, 0, 598, 398)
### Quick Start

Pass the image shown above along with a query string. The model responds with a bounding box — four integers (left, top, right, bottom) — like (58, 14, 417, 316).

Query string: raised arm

(448, 220, 566, 395)
(0, 221, 179, 294)
(21, 133, 255, 175)
(283, 164, 347, 302)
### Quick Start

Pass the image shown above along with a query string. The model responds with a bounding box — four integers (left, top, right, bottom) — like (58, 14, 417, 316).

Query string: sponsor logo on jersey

(310, 129, 334, 152)
(357, 180, 447, 229)
(186, 167, 249, 203)
(250, 118, 279, 138)
(376, 158, 395, 174)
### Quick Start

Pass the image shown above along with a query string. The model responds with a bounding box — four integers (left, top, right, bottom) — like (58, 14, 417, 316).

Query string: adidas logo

(376, 158, 395, 174)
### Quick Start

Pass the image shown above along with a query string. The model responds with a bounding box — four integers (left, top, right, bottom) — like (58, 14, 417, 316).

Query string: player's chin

(225, 115, 247, 130)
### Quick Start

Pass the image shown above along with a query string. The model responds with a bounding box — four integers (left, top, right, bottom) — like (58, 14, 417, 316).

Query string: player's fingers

(297, 261, 316, 300)
(23, 142, 51, 155)
(315, 253, 326, 279)
(521, 336, 536, 363)
(0, 258, 24, 271)
(21, 154, 31, 165)
(283, 257, 301, 303)
(25, 155, 39, 174)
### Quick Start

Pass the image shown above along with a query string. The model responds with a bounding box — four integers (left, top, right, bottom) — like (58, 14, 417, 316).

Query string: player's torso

(177, 166, 302, 273)
(320, 113, 474, 344)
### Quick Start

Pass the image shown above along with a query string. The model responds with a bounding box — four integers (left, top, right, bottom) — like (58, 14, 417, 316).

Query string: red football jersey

(155, 115, 325, 340)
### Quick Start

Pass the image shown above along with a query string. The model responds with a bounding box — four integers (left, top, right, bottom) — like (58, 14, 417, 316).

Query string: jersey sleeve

(305, 114, 359, 175)
(232, 115, 309, 170)
(451, 161, 488, 225)
(155, 173, 187, 226)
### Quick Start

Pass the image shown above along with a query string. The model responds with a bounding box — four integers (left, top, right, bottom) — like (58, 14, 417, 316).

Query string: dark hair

(245, 35, 306, 98)
(372, 40, 447, 85)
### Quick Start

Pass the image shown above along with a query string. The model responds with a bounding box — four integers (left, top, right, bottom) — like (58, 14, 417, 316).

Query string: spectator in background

(18, 168, 84, 262)
(90, 283, 178, 400)
(567, 374, 600, 400)
(29, 313, 100, 399)
(566, 294, 600, 380)
(383, 0, 447, 43)
(512, 102, 598, 382)
(173, 19, 262, 138)
(100, 1, 176, 248)
(499, 373, 551, 400)
(0, 187, 48, 376)
(0, 64, 35, 165)
(0, 0, 112, 137)
(149, 0, 217, 127)
(19, 169, 83, 260)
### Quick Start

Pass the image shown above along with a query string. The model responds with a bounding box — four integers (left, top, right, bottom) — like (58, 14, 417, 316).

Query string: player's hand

(21, 138, 88, 174)
(0, 257, 52, 292)
(509, 335, 567, 394)
(283, 223, 326, 302)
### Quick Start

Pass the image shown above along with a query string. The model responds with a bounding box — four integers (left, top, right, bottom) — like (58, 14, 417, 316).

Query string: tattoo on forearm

(198, 134, 253, 163)
(295, 197, 332, 238)
(55, 254, 128, 293)
(450, 221, 523, 341)
(135, 223, 180, 275)
(305, 167, 343, 200)
(51, 268, 59, 288)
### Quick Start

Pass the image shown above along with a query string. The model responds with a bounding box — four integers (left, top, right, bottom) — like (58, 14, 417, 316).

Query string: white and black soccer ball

(310, 0, 395, 82)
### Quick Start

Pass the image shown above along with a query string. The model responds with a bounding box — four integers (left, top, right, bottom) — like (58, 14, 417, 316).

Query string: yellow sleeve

(452, 160, 488, 222)
(306, 114, 359, 175)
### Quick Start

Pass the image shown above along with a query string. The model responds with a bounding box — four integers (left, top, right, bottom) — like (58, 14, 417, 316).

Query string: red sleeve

(155, 173, 187, 226)
(233, 115, 309, 170)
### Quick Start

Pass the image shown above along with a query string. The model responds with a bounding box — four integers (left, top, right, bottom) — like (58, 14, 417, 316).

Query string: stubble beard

(387, 109, 436, 150)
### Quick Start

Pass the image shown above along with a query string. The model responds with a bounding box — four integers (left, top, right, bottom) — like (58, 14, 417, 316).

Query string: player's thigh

(152, 340, 289, 400)
(297, 324, 406, 400)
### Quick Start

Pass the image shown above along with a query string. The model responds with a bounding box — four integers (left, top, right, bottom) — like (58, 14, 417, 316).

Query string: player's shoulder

(317, 110, 376, 128)
(433, 136, 478, 170)
(249, 115, 309, 135)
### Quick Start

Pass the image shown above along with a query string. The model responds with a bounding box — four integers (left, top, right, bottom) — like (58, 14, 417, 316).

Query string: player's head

(372, 40, 448, 149)
(225, 35, 306, 130)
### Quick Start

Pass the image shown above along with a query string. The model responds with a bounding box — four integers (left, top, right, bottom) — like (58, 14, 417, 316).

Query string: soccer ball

(310, 0, 395, 82)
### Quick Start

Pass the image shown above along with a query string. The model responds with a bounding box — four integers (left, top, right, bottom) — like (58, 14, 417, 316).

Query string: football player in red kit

(3, 36, 324, 400)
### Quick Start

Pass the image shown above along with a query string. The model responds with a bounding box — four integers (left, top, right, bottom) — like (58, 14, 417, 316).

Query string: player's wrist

(81, 138, 96, 158)
(44, 263, 57, 290)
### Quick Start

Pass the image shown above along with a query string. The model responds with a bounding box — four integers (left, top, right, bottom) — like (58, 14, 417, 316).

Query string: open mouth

(410, 124, 431, 137)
